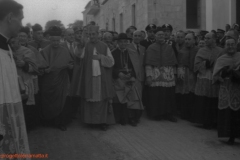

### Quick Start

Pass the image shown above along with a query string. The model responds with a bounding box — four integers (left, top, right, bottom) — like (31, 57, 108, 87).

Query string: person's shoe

(167, 116, 178, 122)
(130, 120, 137, 127)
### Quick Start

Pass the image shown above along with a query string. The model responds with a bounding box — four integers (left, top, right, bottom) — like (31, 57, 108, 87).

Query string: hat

(19, 26, 30, 35)
(73, 26, 83, 33)
(161, 24, 173, 32)
(154, 27, 164, 34)
(217, 29, 225, 33)
(129, 26, 137, 30)
(211, 30, 217, 34)
(48, 26, 62, 36)
(145, 24, 157, 32)
(200, 30, 209, 36)
(32, 24, 43, 32)
(87, 25, 99, 32)
(116, 33, 131, 40)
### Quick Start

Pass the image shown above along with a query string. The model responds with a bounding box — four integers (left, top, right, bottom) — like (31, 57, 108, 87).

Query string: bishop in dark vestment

(40, 26, 73, 131)
(112, 33, 137, 125)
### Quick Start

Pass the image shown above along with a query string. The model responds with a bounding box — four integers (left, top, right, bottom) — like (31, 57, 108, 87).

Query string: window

(92, 0, 99, 6)
(132, 4, 136, 26)
(112, 18, 116, 31)
(237, 1, 240, 25)
(186, 0, 199, 28)
(120, 13, 123, 32)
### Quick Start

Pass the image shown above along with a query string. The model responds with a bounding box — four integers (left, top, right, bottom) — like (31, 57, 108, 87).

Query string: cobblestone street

(28, 114, 240, 160)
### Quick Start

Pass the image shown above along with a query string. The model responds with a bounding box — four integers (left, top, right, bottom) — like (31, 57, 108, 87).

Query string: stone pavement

(28, 116, 240, 160)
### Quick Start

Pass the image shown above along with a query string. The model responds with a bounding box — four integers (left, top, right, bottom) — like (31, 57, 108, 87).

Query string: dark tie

(136, 44, 140, 55)
(69, 43, 74, 56)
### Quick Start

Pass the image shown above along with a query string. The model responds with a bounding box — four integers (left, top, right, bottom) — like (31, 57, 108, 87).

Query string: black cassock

(112, 48, 137, 124)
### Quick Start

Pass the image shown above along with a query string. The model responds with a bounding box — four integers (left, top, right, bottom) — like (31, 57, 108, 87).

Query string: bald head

(133, 30, 142, 44)
(103, 32, 113, 42)
(103, 32, 112, 38)
(205, 33, 216, 47)
(185, 33, 195, 47)
(176, 30, 186, 45)
(65, 28, 75, 43)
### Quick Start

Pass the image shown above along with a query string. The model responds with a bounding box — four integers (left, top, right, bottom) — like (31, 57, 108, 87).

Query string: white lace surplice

(0, 47, 30, 159)
(146, 65, 176, 87)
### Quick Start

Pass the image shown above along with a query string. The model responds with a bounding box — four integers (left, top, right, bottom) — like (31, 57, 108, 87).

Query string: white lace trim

(150, 81, 175, 87)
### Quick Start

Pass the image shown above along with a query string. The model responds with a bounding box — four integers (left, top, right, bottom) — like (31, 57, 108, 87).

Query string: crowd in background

(15, 21, 240, 145)
(1, 0, 240, 157)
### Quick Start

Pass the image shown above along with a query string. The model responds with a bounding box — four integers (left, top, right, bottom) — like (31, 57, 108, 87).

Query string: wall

(83, 0, 237, 33)
(147, 0, 186, 32)
(206, 0, 236, 31)
(83, 0, 149, 33)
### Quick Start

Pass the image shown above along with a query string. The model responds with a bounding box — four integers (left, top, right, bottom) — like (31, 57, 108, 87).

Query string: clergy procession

(1, 0, 240, 159)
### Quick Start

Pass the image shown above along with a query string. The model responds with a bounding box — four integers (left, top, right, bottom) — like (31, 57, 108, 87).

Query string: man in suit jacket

(126, 30, 145, 126)
(62, 28, 76, 81)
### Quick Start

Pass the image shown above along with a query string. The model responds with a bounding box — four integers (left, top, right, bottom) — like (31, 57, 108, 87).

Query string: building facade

(83, 0, 239, 33)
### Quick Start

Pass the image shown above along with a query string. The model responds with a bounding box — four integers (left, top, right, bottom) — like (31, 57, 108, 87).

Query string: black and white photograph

(0, 0, 240, 159)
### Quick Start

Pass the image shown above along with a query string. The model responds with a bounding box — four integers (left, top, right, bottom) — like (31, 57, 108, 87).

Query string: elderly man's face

(33, 31, 43, 41)
(198, 40, 206, 48)
(103, 33, 113, 43)
(118, 39, 128, 50)
(225, 39, 236, 55)
(50, 36, 61, 48)
(8, 10, 24, 37)
(18, 32, 28, 45)
(88, 31, 99, 43)
(75, 31, 82, 41)
(127, 28, 135, 39)
(9, 37, 20, 51)
(176, 32, 185, 45)
(133, 31, 142, 44)
(164, 30, 172, 40)
(147, 30, 155, 39)
(65, 31, 75, 43)
(155, 31, 165, 43)
(204, 33, 215, 46)
(185, 34, 195, 47)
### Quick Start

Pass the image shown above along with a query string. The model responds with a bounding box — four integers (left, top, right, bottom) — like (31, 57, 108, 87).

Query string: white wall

(206, 0, 236, 31)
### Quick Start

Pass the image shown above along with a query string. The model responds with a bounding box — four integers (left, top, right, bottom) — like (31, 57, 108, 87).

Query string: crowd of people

(1, 0, 240, 157)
